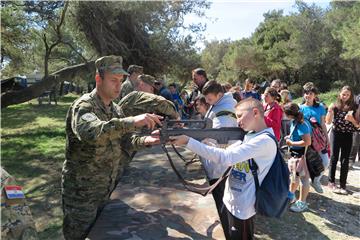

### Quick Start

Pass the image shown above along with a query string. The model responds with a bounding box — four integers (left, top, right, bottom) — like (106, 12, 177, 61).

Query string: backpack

(248, 133, 290, 218)
(308, 117, 328, 152)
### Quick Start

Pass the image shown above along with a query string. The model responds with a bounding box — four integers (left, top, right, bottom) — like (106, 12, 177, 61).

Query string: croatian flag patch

(4, 185, 25, 199)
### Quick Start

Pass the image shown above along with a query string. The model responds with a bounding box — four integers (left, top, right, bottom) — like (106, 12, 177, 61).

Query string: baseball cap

(138, 74, 156, 87)
(127, 65, 144, 75)
(95, 55, 129, 75)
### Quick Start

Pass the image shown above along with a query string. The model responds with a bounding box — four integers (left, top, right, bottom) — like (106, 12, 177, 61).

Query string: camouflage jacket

(118, 91, 179, 119)
(62, 89, 146, 200)
(119, 78, 135, 100)
(1, 168, 38, 240)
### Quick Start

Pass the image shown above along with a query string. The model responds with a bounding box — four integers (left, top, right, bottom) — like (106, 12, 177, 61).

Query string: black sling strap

(162, 144, 232, 196)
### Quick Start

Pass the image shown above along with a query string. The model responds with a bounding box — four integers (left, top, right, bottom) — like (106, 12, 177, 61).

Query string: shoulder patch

(81, 113, 97, 122)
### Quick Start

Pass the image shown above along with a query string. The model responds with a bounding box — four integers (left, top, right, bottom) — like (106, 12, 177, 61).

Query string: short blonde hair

(235, 97, 264, 117)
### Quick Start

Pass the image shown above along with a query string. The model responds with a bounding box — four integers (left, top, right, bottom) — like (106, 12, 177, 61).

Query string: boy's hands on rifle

(169, 135, 190, 146)
(133, 113, 163, 130)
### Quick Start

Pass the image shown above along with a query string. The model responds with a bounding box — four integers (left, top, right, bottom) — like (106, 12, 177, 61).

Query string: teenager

(284, 103, 312, 212)
(326, 86, 359, 194)
(263, 87, 283, 141)
(300, 82, 329, 194)
(201, 80, 237, 234)
(170, 98, 277, 240)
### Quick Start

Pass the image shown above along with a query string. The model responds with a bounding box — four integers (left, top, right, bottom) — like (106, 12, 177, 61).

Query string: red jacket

(264, 102, 283, 141)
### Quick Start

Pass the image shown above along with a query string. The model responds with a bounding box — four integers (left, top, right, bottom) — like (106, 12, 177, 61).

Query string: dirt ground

(255, 163, 360, 240)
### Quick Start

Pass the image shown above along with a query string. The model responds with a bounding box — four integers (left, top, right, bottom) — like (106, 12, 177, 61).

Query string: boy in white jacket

(201, 80, 237, 235)
(170, 98, 277, 240)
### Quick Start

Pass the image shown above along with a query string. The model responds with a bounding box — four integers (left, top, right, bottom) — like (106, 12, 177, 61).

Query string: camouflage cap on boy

(95, 55, 129, 75)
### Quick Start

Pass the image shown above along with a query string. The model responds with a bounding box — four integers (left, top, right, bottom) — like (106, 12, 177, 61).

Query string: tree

(1, 1, 209, 108)
(1, 1, 89, 107)
(201, 39, 231, 80)
(73, 1, 209, 76)
(326, 1, 360, 89)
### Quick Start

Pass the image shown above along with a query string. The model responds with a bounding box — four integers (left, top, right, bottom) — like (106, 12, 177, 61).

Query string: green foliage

(73, 1, 210, 79)
(288, 83, 303, 99)
(292, 90, 338, 106)
(201, 39, 231, 80)
(200, 1, 360, 91)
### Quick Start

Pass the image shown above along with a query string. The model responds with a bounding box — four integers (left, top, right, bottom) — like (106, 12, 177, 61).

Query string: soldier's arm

(153, 97, 179, 119)
(120, 134, 149, 152)
(72, 101, 136, 142)
(119, 91, 179, 119)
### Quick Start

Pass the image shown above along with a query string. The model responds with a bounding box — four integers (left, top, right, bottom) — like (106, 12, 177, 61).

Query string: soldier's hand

(133, 113, 163, 129)
(169, 135, 189, 146)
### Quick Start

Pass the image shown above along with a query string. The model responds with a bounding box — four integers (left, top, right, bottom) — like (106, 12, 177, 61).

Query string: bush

(288, 83, 303, 99)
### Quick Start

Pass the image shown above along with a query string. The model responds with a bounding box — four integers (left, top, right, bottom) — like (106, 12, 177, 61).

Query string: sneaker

(310, 177, 323, 193)
(334, 188, 348, 195)
(290, 200, 308, 213)
(327, 182, 336, 191)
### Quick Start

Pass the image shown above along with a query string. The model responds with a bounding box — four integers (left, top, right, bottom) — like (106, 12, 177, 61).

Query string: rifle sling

(161, 144, 232, 196)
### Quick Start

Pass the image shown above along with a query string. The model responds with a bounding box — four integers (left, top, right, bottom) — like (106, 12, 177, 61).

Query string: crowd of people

(163, 68, 360, 239)
(58, 55, 360, 240)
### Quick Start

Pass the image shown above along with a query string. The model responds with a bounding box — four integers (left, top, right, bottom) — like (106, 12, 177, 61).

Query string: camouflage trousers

(62, 191, 108, 240)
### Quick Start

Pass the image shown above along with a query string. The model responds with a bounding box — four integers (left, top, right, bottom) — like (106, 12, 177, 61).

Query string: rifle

(158, 118, 245, 144)
(144, 118, 246, 196)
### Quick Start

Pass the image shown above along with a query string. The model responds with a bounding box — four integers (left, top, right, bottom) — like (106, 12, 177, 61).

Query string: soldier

(136, 74, 158, 94)
(118, 64, 143, 100)
(116, 90, 180, 182)
(62, 55, 161, 240)
(1, 167, 38, 240)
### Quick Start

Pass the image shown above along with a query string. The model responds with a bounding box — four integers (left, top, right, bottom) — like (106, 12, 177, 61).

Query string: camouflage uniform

(116, 91, 179, 182)
(119, 78, 135, 99)
(62, 56, 147, 240)
(118, 65, 143, 100)
(1, 168, 38, 240)
(118, 91, 179, 119)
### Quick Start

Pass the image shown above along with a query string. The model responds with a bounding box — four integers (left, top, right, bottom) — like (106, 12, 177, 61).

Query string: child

(263, 87, 283, 141)
(300, 82, 329, 193)
(326, 86, 359, 194)
(170, 98, 277, 240)
(201, 80, 238, 234)
(284, 103, 312, 212)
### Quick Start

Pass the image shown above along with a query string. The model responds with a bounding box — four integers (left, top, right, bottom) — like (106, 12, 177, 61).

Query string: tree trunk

(1, 61, 95, 108)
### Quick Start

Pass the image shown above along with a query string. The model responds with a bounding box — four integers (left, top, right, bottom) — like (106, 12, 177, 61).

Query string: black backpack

(248, 132, 290, 218)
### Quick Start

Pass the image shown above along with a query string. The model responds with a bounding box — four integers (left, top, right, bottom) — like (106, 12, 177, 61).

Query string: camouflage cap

(127, 65, 144, 75)
(95, 55, 129, 75)
(138, 74, 156, 87)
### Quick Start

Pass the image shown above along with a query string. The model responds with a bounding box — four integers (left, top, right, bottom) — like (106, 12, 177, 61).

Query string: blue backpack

(248, 132, 290, 218)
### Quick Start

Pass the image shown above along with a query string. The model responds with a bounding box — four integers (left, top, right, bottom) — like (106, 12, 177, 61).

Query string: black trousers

(209, 177, 229, 239)
(328, 131, 353, 189)
(221, 206, 254, 240)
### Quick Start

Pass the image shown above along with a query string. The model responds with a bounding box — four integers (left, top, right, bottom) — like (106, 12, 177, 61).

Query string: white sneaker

(311, 177, 323, 193)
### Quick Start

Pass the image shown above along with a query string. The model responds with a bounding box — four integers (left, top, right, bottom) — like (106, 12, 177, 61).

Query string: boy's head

(235, 98, 264, 131)
(244, 78, 254, 91)
(202, 80, 224, 105)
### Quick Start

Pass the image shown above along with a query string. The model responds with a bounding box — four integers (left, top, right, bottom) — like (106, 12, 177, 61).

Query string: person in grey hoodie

(202, 80, 238, 238)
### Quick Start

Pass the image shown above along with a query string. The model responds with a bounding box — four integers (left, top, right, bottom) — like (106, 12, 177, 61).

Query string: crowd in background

(145, 68, 360, 200)
(116, 64, 360, 239)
